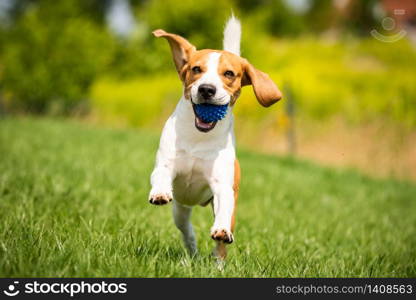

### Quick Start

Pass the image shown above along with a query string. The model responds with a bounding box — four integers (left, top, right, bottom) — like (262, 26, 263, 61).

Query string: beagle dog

(149, 16, 282, 260)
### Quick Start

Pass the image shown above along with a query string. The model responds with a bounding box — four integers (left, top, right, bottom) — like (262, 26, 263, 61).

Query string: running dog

(149, 16, 282, 259)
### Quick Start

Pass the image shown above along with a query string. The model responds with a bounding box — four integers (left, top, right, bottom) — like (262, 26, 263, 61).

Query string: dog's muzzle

(192, 102, 217, 132)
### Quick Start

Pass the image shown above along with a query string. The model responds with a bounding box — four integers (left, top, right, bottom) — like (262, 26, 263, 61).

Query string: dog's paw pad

(211, 228, 234, 244)
(149, 193, 172, 205)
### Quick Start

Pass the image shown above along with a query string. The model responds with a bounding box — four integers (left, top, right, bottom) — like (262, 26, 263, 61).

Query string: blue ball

(194, 103, 228, 123)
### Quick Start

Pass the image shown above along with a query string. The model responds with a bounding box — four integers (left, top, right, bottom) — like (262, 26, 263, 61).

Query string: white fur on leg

(172, 200, 198, 255)
(210, 185, 235, 244)
(223, 15, 241, 56)
(149, 148, 175, 205)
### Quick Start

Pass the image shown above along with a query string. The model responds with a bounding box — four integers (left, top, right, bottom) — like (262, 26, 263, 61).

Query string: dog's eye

(224, 70, 235, 78)
(192, 66, 202, 74)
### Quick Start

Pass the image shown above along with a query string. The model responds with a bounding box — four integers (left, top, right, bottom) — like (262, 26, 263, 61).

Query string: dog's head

(153, 25, 282, 132)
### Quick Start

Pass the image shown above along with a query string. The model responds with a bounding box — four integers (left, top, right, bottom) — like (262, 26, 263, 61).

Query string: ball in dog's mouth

(192, 102, 228, 133)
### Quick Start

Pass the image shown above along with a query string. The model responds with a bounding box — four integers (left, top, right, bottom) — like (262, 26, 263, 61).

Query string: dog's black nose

(198, 84, 216, 100)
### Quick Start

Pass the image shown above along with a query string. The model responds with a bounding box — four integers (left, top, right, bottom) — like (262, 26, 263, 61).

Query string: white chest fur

(152, 97, 236, 205)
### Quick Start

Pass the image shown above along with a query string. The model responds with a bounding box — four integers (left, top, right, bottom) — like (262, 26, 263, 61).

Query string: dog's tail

(223, 15, 241, 56)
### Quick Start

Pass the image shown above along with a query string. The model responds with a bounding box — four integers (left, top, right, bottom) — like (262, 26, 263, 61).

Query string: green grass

(0, 117, 415, 277)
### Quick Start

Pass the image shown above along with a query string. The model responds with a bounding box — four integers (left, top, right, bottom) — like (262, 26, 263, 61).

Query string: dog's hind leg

(172, 200, 197, 256)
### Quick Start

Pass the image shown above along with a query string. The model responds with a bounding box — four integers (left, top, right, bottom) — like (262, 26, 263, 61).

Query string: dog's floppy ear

(241, 59, 282, 107)
(153, 29, 196, 77)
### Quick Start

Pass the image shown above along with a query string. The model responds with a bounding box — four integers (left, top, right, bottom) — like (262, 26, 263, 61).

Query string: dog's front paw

(211, 228, 234, 244)
(149, 191, 173, 205)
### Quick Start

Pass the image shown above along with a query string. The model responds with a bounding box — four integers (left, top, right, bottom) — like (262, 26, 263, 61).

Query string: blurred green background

(0, 0, 415, 180)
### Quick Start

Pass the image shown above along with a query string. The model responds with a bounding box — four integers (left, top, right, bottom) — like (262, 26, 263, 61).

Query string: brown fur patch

(231, 159, 240, 232)
(182, 49, 214, 100)
(218, 52, 245, 105)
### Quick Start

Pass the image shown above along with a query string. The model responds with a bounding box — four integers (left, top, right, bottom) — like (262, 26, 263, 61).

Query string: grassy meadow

(1, 117, 415, 277)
